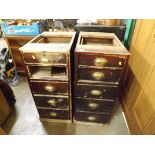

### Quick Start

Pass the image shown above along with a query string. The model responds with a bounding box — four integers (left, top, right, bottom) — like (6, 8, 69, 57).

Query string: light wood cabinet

(121, 19, 155, 134)
(5, 36, 35, 73)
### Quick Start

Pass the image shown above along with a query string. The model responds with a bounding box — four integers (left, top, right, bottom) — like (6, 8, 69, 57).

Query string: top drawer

(23, 52, 67, 65)
(78, 54, 126, 68)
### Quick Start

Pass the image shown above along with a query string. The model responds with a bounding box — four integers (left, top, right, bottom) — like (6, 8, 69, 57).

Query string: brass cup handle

(90, 90, 102, 96)
(50, 112, 57, 117)
(44, 85, 55, 92)
(88, 103, 98, 109)
(48, 99, 59, 106)
(94, 58, 108, 67)
(32, 55, 36, 59)
(41, 57, 48, 62)
(18, 42, 25, 46)
(92, 72, 104, 80)
(87, 116, 96, 121)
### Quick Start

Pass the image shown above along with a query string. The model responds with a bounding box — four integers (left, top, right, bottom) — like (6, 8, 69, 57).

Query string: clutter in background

(0, 47, 19, 86)
(47, 19, 77, 32)
(76, 19, 123, 26)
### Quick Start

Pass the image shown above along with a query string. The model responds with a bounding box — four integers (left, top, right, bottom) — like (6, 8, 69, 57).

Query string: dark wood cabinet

(5, 36, 35, 73)
(74, 32, 130, 124)
(20, 32, 76, 123)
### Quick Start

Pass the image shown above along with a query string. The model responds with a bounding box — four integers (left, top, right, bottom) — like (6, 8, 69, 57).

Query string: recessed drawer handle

(48, 99, 59, 106)
(88, 103, 98, 109)
(92, 72, 104, 80)
(90, 90, 102, 96)
(50, 112, 57, 117)
(87, 116, 96, 121)
(44, 85, 55, 92)
(94, 58, 108, 67)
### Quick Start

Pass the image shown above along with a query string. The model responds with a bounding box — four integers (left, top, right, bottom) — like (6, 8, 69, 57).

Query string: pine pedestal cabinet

(5, 36, 35, 73)
(74, 32, 130, 125)
(20, 32, 76, 123)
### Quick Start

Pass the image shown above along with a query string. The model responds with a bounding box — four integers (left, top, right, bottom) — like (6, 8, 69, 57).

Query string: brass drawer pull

(94, 58, 108, 67)
(90, 90, 102, 96)
(50, 112, 57, 117)
(44, 85, 55, 92)
(88, 103, 98, 109)
(18, 41, 25, 46)
(48, 99, 59, 106)
(92, 72, 104, 80)
(87, 116, 96, 121)
(41, 57, 48, 62)
(32, 55, 36, 59)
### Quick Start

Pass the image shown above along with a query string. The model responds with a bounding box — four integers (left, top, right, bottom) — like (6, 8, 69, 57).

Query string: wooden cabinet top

(4, 36, 35, 39)
(19, 32, 76, 53)
(75, 32, 130, 55)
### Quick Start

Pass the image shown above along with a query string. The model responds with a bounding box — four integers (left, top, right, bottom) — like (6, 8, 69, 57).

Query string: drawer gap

(27, 66, 67, 80)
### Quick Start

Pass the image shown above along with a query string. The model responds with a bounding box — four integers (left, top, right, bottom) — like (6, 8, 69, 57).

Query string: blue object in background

(1, 21, 47, 36)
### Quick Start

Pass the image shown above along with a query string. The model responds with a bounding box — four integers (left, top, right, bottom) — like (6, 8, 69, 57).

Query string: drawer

(76, 84, 118, 99)
(78, 54, 126, 68)
(78, 68, 122, 83)
(38, 108, 70, 120)
(75, 97, 114, 112)
(75, 110, 110, 124)
(23, 52, 66, 65)
(30, 81, 68, 95)
(34, 95, 69, 109)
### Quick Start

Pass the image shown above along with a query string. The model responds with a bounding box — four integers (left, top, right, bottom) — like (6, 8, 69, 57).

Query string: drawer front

(78, 54, 126, 68)
(34, 96, 69, 109)
(8, 38, 32, 47)
(75, 110, 110, 124)
(75, 98, 114, 112)
(30, 81, 68, 95)
(23, 53, 66, 64)
(76, 84, 118, 99)
(78, 68, 122, 83)
(38, 108, 70, 120)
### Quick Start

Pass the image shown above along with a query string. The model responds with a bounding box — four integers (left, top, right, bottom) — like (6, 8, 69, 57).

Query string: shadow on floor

(41, 121, 76, 135)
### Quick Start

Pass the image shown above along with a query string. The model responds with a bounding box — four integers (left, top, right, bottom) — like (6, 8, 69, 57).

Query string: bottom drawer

(75, 110, 110, 124)
(38, 108, 70, 120)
